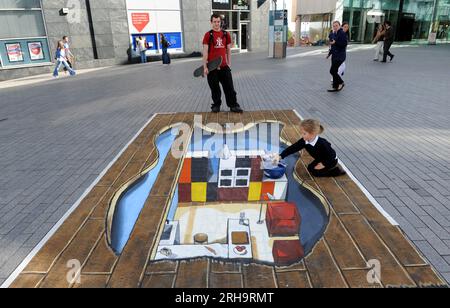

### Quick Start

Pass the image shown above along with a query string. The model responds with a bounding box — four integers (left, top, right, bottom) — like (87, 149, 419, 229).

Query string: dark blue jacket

(329, 29, 348, 62)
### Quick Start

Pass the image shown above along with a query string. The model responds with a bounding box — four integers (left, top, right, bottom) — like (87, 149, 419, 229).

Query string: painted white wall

(127, 11, 183, 34)
(126, 0, 181, 10)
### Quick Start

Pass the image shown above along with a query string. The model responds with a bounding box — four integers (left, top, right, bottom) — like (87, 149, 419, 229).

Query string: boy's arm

(203, 44, 209, 75)
(227, 43, 232, 67)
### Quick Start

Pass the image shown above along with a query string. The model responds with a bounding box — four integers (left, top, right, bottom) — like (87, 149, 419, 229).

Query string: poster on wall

(5, 43, 24, 62)
(160, 33, 183, 50)
(28, 42, 45, 60)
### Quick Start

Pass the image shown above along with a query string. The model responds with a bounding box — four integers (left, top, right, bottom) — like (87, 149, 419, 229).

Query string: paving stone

(0, 44, 449, 284)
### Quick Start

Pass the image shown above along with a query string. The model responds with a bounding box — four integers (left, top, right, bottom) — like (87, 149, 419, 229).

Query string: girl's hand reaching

(272, 154, 281, 165)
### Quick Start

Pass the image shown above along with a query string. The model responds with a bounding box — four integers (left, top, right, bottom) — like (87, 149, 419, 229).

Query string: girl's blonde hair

(57, 40, 65, 49)
(300, 119, 325, 135)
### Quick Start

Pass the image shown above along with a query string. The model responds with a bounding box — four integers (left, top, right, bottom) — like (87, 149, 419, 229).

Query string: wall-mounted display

(27, 41, 44, 60)
(5, 43, 23, 62)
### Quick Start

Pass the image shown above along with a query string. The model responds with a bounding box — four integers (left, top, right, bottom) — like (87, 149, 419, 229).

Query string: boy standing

(202, 14, 243, 113)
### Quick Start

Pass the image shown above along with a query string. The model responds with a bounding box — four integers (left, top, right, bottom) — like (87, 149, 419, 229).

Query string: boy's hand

(330, 40, 336, 45)
(203, 66, 209, 77)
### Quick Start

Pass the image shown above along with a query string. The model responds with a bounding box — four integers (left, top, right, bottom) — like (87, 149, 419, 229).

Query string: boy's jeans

(53, 60, 75, 77)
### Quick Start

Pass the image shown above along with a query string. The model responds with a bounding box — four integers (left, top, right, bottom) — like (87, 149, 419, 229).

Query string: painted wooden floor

(10, 111, 446, 288)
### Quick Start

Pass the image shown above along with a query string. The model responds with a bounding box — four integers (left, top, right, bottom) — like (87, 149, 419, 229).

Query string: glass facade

(212, 0, 251, 50)
(0, 0, 51, 68)
(343, 0, 450, 42)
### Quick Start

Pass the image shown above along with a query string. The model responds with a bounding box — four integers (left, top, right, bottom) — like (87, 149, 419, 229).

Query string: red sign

(131, 13, 150, 33)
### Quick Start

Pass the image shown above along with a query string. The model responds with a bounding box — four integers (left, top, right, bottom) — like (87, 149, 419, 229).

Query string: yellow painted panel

(248, 182, 262, 201)
(191, 183, 207, 202)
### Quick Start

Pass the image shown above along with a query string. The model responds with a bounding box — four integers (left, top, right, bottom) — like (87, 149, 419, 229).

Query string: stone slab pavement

(0, 44, 449, 286)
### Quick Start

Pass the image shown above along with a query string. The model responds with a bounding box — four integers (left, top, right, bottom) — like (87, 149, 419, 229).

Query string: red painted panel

(250, 157, 264, 182)
(261, 182, 275, 201)
(218, 187, 249, 202)
(179, 158, 191, 184)
(178, 183, 191, 203)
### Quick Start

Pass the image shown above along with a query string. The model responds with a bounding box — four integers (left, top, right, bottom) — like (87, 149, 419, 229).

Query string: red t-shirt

(203, 30, 232, 68)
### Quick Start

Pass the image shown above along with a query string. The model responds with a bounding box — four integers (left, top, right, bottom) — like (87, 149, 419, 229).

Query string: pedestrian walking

(160, 34, 171, 65)
(53, 40, 76, 78)
(327, 21, 348, 92)
(202, 14, 243, 113)
(372, 24, 385, 61)
(62, 36, 75, 73)
(328, 22, 349, 83)
(382, 21, 395, 63)
(136, 36, 147, 63)
(273, 119, 346, 178)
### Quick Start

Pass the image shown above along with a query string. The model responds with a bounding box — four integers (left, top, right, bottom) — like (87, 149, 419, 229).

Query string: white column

(335, 0, 344, 23)
(294, 15, 301, 46)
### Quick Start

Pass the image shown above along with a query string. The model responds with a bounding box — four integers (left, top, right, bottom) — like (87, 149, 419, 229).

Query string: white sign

(126, 0, 180, 10)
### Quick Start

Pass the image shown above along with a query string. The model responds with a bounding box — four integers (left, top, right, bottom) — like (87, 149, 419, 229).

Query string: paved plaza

(0, 44, 449, 286)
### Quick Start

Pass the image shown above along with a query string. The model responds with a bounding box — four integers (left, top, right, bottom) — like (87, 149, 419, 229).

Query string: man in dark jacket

(328, 21, 348, 92)
(382, 21, 395, 62)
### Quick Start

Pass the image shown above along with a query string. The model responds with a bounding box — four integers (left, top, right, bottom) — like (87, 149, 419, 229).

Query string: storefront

(126, 0, 184, 57)
(292, 0, 450, 44)
(0, 0, 51, 69)
(212, 0, 252, 50)
(342, 0, 450, 43)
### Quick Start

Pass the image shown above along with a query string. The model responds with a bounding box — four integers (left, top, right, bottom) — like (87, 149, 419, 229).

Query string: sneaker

(211, 105, 221, 113)
(230, 106, 243, 113)
(390, 55, 395, 62)
(381, 60, 387, 63)
(337, 83, 345, 91)
(373, 59, 379, 62)
(327, 88, 338, 92)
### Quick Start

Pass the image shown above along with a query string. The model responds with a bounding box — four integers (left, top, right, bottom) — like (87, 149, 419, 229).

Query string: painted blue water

(283, 149, 329, 255)
(110, 128, 178, 254)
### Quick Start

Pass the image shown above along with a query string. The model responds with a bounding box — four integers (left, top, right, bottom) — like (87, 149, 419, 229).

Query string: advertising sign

(131, 13, 150, 32)
(160, 32, 183, 50)
(5, 43, 24, 62)
(212, 0, 231, 10)
(28, 42, 45, 60)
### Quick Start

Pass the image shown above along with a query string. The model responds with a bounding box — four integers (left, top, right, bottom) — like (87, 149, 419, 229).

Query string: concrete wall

(250, 0, 270, 52)
(42, 0, 130, 67)
(0, 0, 130, 81)
(181, 0, 212, 54)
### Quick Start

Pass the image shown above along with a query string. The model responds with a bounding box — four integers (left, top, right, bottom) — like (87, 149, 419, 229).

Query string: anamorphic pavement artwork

(9, 111, 447, 288)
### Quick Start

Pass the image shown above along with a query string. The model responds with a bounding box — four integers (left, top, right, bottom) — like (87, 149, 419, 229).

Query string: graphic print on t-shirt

(215, 37, 225, 49)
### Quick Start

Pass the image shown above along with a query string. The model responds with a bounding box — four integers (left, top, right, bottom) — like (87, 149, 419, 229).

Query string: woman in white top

(136, 36, 147, 63)
(53, 40, 76, 77)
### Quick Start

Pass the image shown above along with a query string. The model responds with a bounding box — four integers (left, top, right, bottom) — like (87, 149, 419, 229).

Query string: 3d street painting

(7, 111, 447, 288)
(109, 120, 328, 266)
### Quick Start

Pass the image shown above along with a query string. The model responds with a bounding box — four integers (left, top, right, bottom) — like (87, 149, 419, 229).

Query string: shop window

(241, 12, 250, 21)
(0, 11, 46, 39)
(0, 2, 50, 68)
(0, 0, 41, 9)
